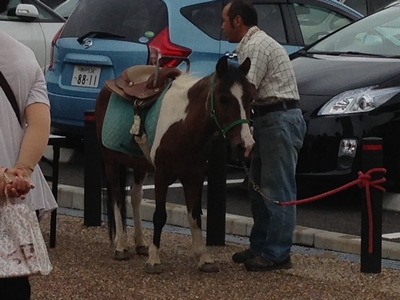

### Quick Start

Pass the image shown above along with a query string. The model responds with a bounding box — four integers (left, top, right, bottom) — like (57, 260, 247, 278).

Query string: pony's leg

(130, 169, 148, 256)
(104, 160, 131, 260)
(182, 172, 219, 273)
(144, 172, 169, 274)
(113, 199, 129, 258)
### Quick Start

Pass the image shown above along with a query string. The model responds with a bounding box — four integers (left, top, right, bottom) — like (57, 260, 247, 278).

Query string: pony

(94, 56, 255, 274)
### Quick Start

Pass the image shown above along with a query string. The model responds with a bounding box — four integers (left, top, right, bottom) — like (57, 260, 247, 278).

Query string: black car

(291, 2, 400, 194)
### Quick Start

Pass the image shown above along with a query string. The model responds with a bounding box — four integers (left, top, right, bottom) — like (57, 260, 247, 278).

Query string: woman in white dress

(0, 0, 58, 298)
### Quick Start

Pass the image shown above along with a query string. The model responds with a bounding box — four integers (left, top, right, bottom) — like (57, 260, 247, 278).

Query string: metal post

(49, 144, 60, 248)
(360, 137, 383, 273)
(84, 110, 102, 226)
(206, 134, 227, 246)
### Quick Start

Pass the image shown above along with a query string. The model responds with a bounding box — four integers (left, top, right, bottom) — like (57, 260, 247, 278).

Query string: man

(222, 0, 306, 272)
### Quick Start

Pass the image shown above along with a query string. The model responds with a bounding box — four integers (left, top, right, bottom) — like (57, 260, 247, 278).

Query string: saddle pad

(102, 83, 171, 157)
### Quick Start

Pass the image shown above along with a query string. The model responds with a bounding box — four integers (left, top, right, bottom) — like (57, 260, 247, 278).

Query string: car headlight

(318, 86, 400, 116)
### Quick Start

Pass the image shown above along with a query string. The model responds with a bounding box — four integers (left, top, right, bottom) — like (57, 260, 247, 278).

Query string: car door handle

(224, 52, 237, 59)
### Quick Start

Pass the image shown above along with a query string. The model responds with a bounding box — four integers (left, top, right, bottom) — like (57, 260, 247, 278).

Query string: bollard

(206, 134, 227, 246)
(49, 143, 60, 248)
(360, 137, 383, 273)
(84, 110, 102, 226)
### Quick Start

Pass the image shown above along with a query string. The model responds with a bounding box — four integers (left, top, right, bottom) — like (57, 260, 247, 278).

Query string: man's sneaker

(232, 249, 255, 264)
(244, 255, 292, 272)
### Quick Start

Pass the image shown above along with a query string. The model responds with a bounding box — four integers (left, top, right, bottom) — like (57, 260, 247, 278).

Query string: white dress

(0, 31, 58, 214)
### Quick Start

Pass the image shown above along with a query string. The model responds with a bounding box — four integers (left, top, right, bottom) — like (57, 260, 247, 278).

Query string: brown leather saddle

(104, 65, 181, 138)
(104, 65, 181, 109)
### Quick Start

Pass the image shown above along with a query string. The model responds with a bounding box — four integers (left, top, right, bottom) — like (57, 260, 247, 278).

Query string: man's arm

(244, 42, 270, 90)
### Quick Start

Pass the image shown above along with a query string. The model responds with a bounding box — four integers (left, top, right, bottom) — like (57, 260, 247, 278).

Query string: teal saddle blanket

(102, 84, 170, 157)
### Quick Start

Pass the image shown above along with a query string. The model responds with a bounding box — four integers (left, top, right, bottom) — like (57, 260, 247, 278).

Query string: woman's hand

(0, 167, 34, 199)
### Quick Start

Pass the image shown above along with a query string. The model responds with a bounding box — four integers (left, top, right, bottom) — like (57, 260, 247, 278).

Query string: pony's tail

(105, 164, 128, 242)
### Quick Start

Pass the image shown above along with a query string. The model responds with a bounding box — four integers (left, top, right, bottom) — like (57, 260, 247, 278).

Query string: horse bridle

(210, 74, 250, 138)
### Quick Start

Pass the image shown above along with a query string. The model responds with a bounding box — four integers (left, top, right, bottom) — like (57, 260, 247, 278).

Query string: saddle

(104, 65, 181, 109)
(104, 65, 181, 163)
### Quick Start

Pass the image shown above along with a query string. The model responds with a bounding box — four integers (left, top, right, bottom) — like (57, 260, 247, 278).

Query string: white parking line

(126, 179, 245, 190)
(382, 232, 400, 239)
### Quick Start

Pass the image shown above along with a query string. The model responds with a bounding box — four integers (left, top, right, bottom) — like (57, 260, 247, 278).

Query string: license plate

(71, 65, 101, 88)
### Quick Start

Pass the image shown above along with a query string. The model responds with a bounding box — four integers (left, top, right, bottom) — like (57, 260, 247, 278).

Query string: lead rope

(242, 161, 279, 205)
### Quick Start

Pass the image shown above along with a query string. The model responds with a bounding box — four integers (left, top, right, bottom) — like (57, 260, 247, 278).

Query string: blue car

(46, 0, 362, 137)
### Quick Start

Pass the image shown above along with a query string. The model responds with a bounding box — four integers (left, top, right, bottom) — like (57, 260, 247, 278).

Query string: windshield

(308, 5, 400, 57)
(60, 0, 167, 44)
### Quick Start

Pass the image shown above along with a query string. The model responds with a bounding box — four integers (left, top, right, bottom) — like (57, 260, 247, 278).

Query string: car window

(180, 2, 222, 40)
(310, 6, 400, 56)
(294, 3, 353, 45)
(339, 0, 394, 15)
(181, 3, 286, 44)
(0, 0, 59, 21)
(340, 0, 367, 15)
(40, 0, 64, 8)
(60, 0, 167, 44)
(54, 0, 79, 18)
(255, 4, 287, 44)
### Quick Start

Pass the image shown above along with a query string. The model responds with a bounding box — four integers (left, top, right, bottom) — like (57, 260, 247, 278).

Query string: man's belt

(253, 100, 300, 117)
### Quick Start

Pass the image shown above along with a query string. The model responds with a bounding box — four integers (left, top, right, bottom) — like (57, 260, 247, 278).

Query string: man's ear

(234, 15, 241, 27)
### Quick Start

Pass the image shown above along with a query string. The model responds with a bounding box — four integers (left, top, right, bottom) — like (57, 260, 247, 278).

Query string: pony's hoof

(136, 246, 149, 256)
(199, 262, 219, 273)
(144, 263, 162, 274)
(114, 249, 134, 260)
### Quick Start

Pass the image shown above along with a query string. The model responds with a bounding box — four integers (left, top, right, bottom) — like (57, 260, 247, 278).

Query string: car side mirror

(15, 4, 39, 20)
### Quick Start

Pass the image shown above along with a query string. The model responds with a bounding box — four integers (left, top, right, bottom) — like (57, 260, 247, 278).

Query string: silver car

(0, 0, 65, 72)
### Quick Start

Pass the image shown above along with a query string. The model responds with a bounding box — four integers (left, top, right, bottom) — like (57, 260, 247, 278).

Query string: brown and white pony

(95, 56, 255, 273)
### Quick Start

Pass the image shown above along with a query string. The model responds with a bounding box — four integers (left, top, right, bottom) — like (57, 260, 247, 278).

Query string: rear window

(60, 0, 168, 44)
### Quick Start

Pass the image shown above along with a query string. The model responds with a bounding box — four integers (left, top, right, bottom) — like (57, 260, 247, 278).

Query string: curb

(56, 184, 400, 261)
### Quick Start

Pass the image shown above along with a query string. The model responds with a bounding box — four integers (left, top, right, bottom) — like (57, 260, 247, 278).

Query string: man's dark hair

(0, 0, 10, 14)
(228, 0, 258, 27)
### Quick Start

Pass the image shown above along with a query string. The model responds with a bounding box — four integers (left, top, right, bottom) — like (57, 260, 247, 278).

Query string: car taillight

(147, 27, 192, 67)
(48, 25, 64, 71)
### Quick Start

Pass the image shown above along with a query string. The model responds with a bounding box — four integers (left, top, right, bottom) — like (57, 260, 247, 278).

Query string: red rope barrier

(276, 168, 386, 253)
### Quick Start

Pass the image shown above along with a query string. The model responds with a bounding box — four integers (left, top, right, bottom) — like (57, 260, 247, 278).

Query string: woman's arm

(14, 102, 51, 178)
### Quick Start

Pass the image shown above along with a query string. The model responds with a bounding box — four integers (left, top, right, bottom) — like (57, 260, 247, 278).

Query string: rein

(210, 74, 250, 138)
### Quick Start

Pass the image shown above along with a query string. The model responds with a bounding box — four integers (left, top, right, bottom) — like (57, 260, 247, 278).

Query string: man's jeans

(248, 108, 306, 262)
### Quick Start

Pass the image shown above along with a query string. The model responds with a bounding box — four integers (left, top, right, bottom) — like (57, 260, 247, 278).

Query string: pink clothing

(0, 31, 57, 213)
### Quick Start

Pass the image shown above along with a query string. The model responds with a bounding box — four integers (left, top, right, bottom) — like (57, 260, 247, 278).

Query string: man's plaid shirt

(236, 26, 300, 105)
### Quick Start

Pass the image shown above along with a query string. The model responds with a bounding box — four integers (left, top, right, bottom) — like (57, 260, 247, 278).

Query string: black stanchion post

(206, 134, 227, 246)
(84, 110, 102, 226)
(49, 143, 60, 248)
(361, 137, 383, 273)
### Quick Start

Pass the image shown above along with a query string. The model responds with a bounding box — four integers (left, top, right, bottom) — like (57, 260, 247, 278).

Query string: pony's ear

(239, 57, 251, 76)
(216, 56, 229, 78)
(250, 83, 257, 98)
